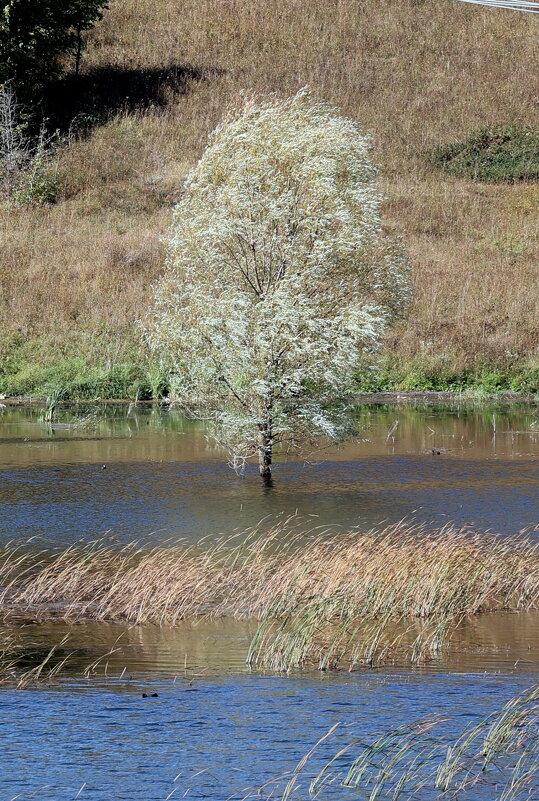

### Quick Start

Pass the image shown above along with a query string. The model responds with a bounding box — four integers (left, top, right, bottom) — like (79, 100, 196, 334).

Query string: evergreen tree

(0, 0, 108, 93)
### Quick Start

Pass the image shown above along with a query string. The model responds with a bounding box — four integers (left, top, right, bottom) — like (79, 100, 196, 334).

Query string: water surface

(0, 669, 536, 801)
(0, 402, 537, 544)
(1, 400, 538, 801)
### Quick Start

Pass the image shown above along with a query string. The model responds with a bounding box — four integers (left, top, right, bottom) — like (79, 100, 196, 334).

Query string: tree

(145, 90, 409, 482)
(0, 0, 109, 93)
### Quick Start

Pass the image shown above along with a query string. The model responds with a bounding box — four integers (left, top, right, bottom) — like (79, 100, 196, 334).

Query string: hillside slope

(1, 0, 538, 395)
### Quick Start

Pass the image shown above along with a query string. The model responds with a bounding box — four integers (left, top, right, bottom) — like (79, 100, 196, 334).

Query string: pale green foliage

(146, 90, 409, 471)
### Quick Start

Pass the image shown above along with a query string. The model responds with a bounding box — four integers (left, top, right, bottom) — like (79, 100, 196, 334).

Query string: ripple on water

(0, 670, 537, 800)
(0, 404, 538, 800)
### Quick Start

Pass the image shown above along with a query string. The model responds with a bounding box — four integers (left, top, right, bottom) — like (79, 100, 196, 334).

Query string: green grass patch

(2, 356, 537, 401)
(354, 361, 539, 395)
(0, 358, 170, 401)
(429, 124, 539, 182)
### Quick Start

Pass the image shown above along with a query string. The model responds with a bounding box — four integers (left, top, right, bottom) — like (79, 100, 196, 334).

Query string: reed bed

(1, 520, 539, 670)
(240, 683, 539, 801)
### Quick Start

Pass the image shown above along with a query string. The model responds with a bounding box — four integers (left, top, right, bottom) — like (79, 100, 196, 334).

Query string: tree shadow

(40, 64, 218, 132)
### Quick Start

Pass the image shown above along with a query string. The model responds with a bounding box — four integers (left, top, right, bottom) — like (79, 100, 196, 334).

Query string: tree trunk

(258, 392, 274, 484)
(258, 432, 273, 483)
(258, 419, 273, 484)
(75, 25, 83, 76)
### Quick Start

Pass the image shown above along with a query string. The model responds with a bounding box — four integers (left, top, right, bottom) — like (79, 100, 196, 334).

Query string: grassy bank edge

(1, 356, 538, 402)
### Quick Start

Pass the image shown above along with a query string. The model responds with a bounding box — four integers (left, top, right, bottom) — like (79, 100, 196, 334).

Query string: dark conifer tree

(0, 1, 109, 94)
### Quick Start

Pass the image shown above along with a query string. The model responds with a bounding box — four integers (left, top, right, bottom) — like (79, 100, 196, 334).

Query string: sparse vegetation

(430, 124, 539, 183)
(0, 84, 59, 205)
(0, 0, 538, 394)
(0, 632, 73, 687)
(243, 684, 539, 801)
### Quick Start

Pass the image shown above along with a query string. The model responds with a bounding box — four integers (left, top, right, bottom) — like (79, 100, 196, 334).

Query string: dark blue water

(0, 671, 536, 801)
(1, 456, 538, 545)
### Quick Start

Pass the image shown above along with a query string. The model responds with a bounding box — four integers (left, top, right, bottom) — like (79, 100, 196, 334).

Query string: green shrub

(429, 124, 539, 182)
(355, 363, 472, 393)
(353, 361, 539, 395)
(508, 366, 539, 394)
(395, 367, 469, 392)
(56, 364, 159, 400)
(476, 368, 510, 394)
(0, 358, 170, 400)
(14, 152, 58, 205)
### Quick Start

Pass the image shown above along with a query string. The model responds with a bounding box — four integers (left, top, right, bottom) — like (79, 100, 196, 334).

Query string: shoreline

(2, 389, 537, 406)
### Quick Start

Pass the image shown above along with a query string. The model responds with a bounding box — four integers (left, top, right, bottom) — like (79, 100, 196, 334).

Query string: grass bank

(2, 520, 539, 671)
(355, 359, 539, 396)
(1, 355, 538, 400)
(0, 0, 538, 394)
(0, 357, 169, 400)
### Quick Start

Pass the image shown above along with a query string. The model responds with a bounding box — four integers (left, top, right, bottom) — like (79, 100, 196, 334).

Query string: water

(0, 402, 538, 544)
(5, 612, 539, 678)
(0, 671, 537, 800)
(0, 400, 538, 800)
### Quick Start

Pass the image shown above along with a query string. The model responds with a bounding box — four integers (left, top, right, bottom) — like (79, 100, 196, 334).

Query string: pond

(0, 399, 538, 800)
(0, 401, 538, 545)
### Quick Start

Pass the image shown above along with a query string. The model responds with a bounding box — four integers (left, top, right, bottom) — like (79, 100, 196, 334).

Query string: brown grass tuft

(2, 520, 539, 670)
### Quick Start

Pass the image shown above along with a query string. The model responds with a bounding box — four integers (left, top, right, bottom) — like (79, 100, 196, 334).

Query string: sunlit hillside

(1, 0, 538, 393)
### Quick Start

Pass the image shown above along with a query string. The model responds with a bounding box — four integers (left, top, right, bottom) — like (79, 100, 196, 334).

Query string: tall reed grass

(1, 520, 538, 670)
(240, 683, 539, 800)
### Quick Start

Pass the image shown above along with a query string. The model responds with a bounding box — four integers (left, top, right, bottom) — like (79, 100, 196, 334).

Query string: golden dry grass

(2, 520, 539, 669)
(1, 0, 538, 375)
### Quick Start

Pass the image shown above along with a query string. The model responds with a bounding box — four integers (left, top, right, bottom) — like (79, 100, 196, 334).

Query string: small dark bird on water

(101, 464, 107, 470)
(142, 692, 159, 698)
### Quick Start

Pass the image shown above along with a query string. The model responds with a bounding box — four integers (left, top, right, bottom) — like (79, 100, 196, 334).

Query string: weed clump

(430, 125, 539, 183)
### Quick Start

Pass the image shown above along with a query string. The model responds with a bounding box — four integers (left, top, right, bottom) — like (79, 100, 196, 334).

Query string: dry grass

(1, 520, 539, 670)
(0, 0, 538, 378)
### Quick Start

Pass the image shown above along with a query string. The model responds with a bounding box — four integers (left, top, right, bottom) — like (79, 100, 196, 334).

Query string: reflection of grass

(242, 684, 539, 801)
(0, 629, 125, 687)
(2, 520, 539, 671)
